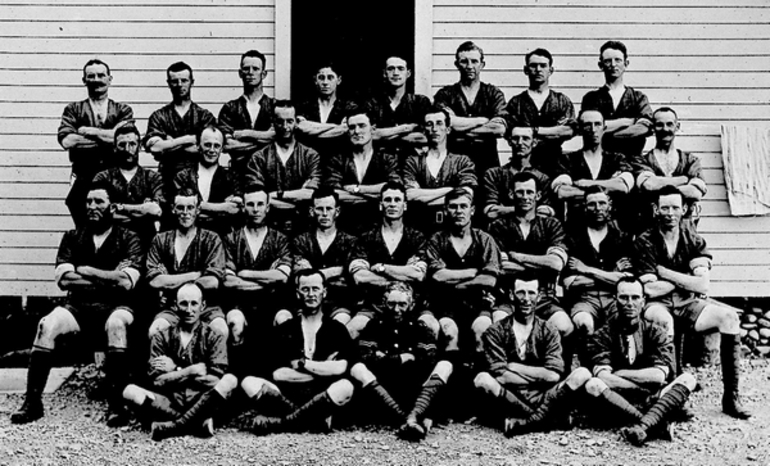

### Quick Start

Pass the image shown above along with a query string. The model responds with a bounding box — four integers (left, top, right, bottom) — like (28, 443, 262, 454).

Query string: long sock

(600, 388, 643, 422)
(26, 347, 54, 400)
(720, 334, 751, 419)
(254, 383, 296, 416)
(367, 380, 405, 421)
(639, 383, 691, 431)
(105, 347, 130, 407)
(152, 389, 225, 440)
(139, 395, 181, 423)
(499, 387, 534, 417)
(408, 374, 444, 420)
(283, 391, 335, 430)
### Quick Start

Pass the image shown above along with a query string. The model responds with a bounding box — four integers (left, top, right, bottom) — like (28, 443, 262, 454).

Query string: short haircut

(345, 105, 373, 124)
(578, 108, 605, 124)
(242, 184, 270, 201)
(656, 185, 684, 204)
(525, 48, 553, 66)
(177, 282, 204, 301)
(294, 268, 327, 288)
(384, 281, 414, 301)
(615, 275, 643, 294)
(583, 185, 609, 198)
(313, 60, 341, 77)
(196, 124, 224, 145)
(240, 49, 266, 69)
(175, 187, 202, 206)
(511, 171, 540, 191)
(445, 187, 474, 205)
(114, 123, 141, 142)
(455, 41, 485, 62)
(274, 99, 296, 113)
(506, 124, 537, 140)
(83, 59, 111, 76)
(424, 105, 451, 127)
(167, 61, 194, 80)
(312, 186, 339, 206)
(653, 106, 679, 121)
(600, 40, 628, 60)
(89, 179, 117, 202)
(380, 181, 407, 199)
(384, 55, 410, 68)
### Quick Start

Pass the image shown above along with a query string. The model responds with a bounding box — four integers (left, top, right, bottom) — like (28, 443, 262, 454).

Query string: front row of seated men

(10, 175, 750, 444)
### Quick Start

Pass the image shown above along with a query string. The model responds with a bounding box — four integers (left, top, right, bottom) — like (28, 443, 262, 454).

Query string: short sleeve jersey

(483, 164, 552, 211)
(270, 316, 354, 373)
(325, 149, 401, 189)
(563, 223, 632, 292)
(581, 86, 653, 158)
(244, 142, 321, 192)
(482, 315, 564, 378)
(425, 228, 502, 278)
(144, 102, 217, 172)
(402, 153, 477, 190)
(217, 94, 276, 162)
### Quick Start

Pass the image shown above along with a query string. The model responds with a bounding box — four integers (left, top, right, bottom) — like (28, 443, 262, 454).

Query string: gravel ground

(0, 359, 768, 466)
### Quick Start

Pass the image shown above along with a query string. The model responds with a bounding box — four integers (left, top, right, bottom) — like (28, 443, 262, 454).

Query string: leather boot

(504, 383, 572, 437)
(599, 388, 643, 424)
(151, 389, 225, 441)
(621, 383, 690, 446)
(11, 348, 52, 424)
(253, 383, 297, 416)
(137, 395, 181, 429)
(720, 334, 751, 419)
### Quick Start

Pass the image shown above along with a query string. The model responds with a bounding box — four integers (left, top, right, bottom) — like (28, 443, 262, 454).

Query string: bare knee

(333, 312, 351, 326)
(492, 310, 509, 323)
(216, 373, 239, 396)
(241, 376, 269, 398)
(439, 318, 459, 339)
(572, 312, 595, 335)
(673, 372, 697, 392)
(645, 305, 673, 336)
(584, 377, 608, 397)
(209, 318, 229, 339)
(349, 362, 376, 386)
(122, 384, 147, 405)
(418, 314, 440, 339)
(274, 310, 293, 327)
(327, 379, 354, 405)
(718, 307, 740, 334)
(227, 310, 246, 343)
(471, 316, 492, 340)
(566, 367, 591, 389)
(473, 371, 500, 395)
(346, 315, 370, 340)
(432, 360, 453, 382)
(148, 318, 171, 339)
(548, 311, 575, 336)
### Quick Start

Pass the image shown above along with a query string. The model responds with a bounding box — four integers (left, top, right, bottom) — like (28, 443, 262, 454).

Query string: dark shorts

(61, 301, 133, 337)
(425, 287, 495, 323)
(570, 291, 617, 323)
(504, 383, 560, 410)
(647, 295, 708, 330)
(154, 306, 225, 326)
(536, 294, 566, 321)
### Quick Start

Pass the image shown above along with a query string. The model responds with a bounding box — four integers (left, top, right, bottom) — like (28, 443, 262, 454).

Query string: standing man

(58, 59, 134, 227)
(350, 282, 452, 441)
(349, 182, 428, 339)
(584, 276, 696, 446)
(145, 189, 228, 339)
(424, 188, 501, 357)
(552, 110, 634, 226)
(173, 125, 242, 236)
(403, 107, 477, 235)
(504, 49, 576, 177)
(121, 283, 237, 441)
(218, 50, 276, 190)
(241, 269, 355, 436)
(11, 183, 142, 426)
(92, 124, 163, 247)
(326, 107, 400, 235)
(296, 61, 350, 161)
(223, 185, 292, 376)
(487, 172, 573, 366)
(244, 100, 322, 234)
(635, 186, 751, 419)
(368, 56, 431, 162)
(474, 277, 591, 437)
(281, 188, 359, 327)
(632, 107, 707, 227)
(434, 41, 507, 182)
(144, 61, 217, 219)
(581, 41, 653, 159)
(564, 186, 633, 337)
(483, 126, 554, 223)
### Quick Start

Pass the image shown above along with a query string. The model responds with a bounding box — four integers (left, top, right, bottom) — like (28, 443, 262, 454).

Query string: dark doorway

(291, 0, 416, 105)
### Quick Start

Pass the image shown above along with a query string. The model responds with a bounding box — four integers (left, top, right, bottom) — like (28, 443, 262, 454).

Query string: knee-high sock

(26, 347, 53, 401)
(407, 374, 444, 421)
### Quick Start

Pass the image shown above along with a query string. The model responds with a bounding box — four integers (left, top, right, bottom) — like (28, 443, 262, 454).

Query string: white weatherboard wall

(1, 0, 769, 298)
(430, 0, 770, 297)
(0, 0, 276, 296)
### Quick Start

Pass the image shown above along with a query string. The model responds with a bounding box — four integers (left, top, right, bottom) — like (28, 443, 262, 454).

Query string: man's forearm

(382, 264, 424, 282)
(237, 269, 288, 285)
(534, 125, 574, 140)
(432, 268, 478, 284)
(223, 275, 264, 291)
(407, 187, 452, 203)
(613, 368, 666, 386)
(321, 266, 345, 280)
(506, 362, 560, 383)
(120, 202, 162, 218)
(513, 252, 563, 272)
(657, 266, 709, 295)
(61, 134, 99, 149)
(303, 359, 348, 377)
(150, 272, 201, 290)
(613, 123, 652, 139)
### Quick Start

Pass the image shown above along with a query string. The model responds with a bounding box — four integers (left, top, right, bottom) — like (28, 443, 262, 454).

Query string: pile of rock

(739, 307, 770, 356)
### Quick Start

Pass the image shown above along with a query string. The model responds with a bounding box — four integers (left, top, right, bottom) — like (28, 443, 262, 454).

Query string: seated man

(424, 188, 501, 356)
(634, 186, 750, 419)
(487, 172, 573, 365)
(350, 282, 452, 441)
(326, 107, 400, 235)
(11, 183, 142, 426)
(552, 109, 633, 226)
(503, 48, 576, 177)
(296, 61, 350, 161)
(92, 123, 163, 247)
(584, 276, 696, 446)
(368, 55, 431, 163)
(174, 125, 242, 237)
(483, 126, 554, 224)
(146, 188, 228, 339)
(349, 182, 427, 339)
(403, 106, 477, 234)
(218, 49, 276, 190)
(564, 186, 632, 336)
(631, 107, 706, 229)
(473, 277, 590, 437)
(244, 100, 321, 234)
(241, 269, 355, 435)
(223, 185, 291, 375)
(279, 188, 358, 326)
(121, 283, 237, 441)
